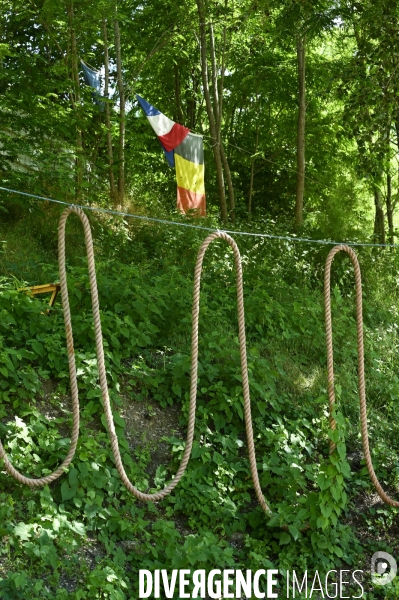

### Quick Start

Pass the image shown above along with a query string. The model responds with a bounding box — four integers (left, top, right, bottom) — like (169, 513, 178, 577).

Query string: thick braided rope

(0, 216, 81, 486)
(193, 232, 271, 514)
(325, 245, 399, 507)
(59, 209, 273, 510)
(0, 207, 271, 512)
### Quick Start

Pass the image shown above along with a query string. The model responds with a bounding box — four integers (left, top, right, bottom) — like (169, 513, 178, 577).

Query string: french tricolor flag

(136, 95, 189, 161)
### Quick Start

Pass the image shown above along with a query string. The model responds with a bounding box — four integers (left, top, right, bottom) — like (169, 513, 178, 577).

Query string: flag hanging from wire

(174, 133, 206, 216)
(136, 95, 206, 216)
(81, 61, 105, 111)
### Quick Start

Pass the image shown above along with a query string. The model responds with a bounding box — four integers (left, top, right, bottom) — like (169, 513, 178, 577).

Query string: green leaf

(333, 546, 343, 557)
(279, 532, 291, 544)
(69, 467, 79, 488)
(14, 522, 31, 541)
(70, 521, 86, 536)
(61, 480, 78, 502)
(113, 412, 126, 428)
(288, 525, 299, 541)
(267, 516, 281, 528)
(320, 504, 333, 519)
(13, 572, 28, 589)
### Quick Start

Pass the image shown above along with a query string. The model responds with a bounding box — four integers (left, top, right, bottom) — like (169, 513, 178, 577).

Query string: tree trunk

(395, 117, 399, 215)
(102, 18, 117, 205)
(196, 0, 227, 222)
(374, 187, 386, 244)
(174, 64, 184, 123)
(218, 24, 226, 129)
(295, 35, 306, 227)
(220, 143, 235, 221)
(187, 70, 197, 130)
(209, 23, 219, 124)
(209, 22, 234, 221)
(386, 173, 394, 244)
(67, 0, 83, 200)
(114, 19, 125, 206)
(248, 122, 259, 217)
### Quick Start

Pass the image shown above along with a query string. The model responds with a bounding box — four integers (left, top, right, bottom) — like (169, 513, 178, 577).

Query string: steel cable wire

(325, 245, 399, 507)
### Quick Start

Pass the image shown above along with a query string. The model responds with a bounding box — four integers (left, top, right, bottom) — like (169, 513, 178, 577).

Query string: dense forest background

(2, 1, 399, 599)
(2, 0, 399, 239)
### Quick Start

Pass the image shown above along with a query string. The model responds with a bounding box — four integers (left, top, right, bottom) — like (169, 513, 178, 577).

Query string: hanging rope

(0, 221, 81, 486)
(3, 214, 398, 516)
(325, 244, 399, 507)
(0, 206, 272, 514)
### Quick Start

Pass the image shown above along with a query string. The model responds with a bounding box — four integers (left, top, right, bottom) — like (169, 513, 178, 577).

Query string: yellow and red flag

(174, 133, 206, 216)
(137, 95, 206, 216)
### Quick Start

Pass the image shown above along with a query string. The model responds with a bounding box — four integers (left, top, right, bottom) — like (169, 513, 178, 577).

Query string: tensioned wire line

(0, 185, 398, 248)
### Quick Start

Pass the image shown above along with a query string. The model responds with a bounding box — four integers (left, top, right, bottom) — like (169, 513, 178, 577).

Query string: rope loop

(3, 215, 398, 518)
(0, 208, 82, 487)
(0, 207, 272, 514)
(324, 244, 399, 507)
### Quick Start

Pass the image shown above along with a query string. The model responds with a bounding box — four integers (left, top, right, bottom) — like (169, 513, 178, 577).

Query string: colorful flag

(136, 95, 206, 216)
(136, 95, 189, 154)
(175, 133, 206, 216)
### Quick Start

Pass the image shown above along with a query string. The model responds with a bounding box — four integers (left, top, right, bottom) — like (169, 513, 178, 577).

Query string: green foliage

(0, 0, 383, 229)
(2, 0, 399, 595)
(1, 211, 399, 597)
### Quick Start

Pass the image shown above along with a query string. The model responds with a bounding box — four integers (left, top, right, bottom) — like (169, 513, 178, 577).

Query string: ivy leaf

(334, 546, 343, 557)
(113, 412, 126, 428)
(13, 572, 28, 589)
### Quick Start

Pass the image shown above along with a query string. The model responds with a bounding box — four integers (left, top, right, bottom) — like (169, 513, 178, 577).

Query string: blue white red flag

(136, 95, 189, 162)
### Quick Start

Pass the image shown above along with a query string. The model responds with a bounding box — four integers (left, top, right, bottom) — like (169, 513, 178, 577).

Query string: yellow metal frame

(19, 283, 61, 310)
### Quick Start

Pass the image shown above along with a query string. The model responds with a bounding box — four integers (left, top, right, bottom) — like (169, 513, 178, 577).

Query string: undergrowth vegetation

(1, 202, 399, 598)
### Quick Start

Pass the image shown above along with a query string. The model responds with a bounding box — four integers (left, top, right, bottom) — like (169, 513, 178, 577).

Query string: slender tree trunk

(114, 19, 125, 206)
(209, 24, 219, 123)
(209, 22, 234, 221)
(218, 24, 226, 126)
(187, 70, 197, 129)
(386, 172, 394, 244)
(374, 187, 386, 244)
(395, 117, 399, 214)
(67, 0, 83, 200)
(295, 35, 306, 227)
(385, 121, 393, 245)
(174, 64, 184, 123)
(102, 18, 117, 205)
(196, 0, 227, 222)
(248, 122, 259, 217)
(220, 144, 235, 221)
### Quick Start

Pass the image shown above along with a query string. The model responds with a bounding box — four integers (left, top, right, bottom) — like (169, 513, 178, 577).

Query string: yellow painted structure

(19, 283, 61, 310)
